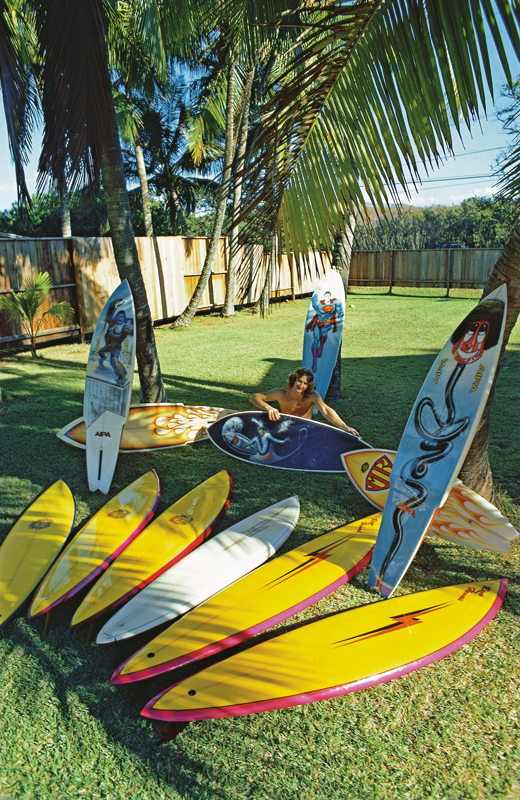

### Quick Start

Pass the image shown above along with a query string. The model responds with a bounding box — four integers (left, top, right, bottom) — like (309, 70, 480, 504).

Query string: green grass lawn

(0, 286, 519, 800)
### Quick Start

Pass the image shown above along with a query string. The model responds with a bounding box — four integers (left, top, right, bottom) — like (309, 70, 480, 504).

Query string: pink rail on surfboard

(29, 474, 161, 619)
(72, 474, 232, 628)
(141, 579, 507, 722)
(111, 545, 373, 684)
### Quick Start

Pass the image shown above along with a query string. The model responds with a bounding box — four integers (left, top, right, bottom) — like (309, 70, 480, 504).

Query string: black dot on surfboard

(147, 653, 155, 658)
(188, 690, 196, 696)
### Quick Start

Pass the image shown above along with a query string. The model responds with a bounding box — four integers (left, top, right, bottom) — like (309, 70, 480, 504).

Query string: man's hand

(345, 425, 360, 437)
(267, 406, 281, 421)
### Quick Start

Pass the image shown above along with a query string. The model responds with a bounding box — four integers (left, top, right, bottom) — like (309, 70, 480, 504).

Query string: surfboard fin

(157, 721, 190, 744)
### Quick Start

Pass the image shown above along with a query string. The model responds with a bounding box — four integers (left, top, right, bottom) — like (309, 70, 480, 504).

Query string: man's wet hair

(287, 367, 315, 395)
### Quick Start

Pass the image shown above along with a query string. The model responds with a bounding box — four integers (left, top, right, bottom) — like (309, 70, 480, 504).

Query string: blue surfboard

(207, 412, 372, 472)
(303, 270, 345, 398)
(368, 284, 508, 597)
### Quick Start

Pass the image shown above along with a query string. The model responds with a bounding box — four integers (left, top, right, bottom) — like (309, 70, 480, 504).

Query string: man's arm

(312, 392, 360, 437)
(249, 389, 284, 421)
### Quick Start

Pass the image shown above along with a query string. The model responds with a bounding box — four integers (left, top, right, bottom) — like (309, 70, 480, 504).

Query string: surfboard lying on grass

(58, 404, 237, 452)
(141, 579, 507, 722)
(29, 471, 160, 619)
(368, 284, 508, 597)
(84, 280, 136, 493)
(0, 481, 75, 630)
(342, 449, 518, 553)
(97, 496, 300, 644)
(111, 512, 379, 684)
(208, 411, 372, 472)
(70, 470, 232, 628)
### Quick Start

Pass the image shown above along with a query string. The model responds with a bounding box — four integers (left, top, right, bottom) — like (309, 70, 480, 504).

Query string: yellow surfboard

(29, 471, 160, 619)
(342, 450, 518, 553)
(141, 579, 506, 722)
(112, 513, 380, 684)
(57, 404, 237, 452)
(71, 470, 232, 627)
(0, 481, 75, 629)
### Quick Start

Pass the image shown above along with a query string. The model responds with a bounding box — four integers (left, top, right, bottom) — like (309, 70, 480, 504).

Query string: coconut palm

(0, 271, 74, 356)
(229, 0, 520, 499)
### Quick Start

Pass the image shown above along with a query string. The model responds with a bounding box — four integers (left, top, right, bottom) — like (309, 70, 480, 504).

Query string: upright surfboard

(208, 411, 371, 472)
(29, 471, 160, 619)
(57, 404, 236, 452)
(0, 481, 75, 630)
(342, 449, 518, 553)
(85, 280, 136, 493)
(111, 513, 380, 684)
(303, 269, 345, 398)
(368, 284, 508, 597)
(141, 579, 507, 722)
(70, 470, 232, 628)
(97, 496, 300, 644)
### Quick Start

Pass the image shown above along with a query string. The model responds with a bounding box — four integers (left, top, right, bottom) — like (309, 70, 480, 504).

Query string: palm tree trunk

(135, 140, 153, 236)
(223, 64, 255, 317)
(169, 186, 188, 236)
(102, 93, 167, 402)
(171, 55, 235, 328)
(459, 224, 520, 501)
(60, 184, 72, 237)
(326, 215, 356, 401)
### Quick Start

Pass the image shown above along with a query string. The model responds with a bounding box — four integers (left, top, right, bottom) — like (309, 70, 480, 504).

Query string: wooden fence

(0, 236, 501, 348)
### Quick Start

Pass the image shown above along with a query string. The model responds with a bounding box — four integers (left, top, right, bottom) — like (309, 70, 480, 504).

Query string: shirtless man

(249, 367, 360, 437)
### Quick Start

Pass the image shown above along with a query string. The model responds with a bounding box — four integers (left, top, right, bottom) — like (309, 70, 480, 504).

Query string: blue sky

(0, 41, 518, 214)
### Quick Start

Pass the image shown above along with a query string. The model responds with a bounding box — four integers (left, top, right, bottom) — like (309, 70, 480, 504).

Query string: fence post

(389, 250, 395, 294)
(446, 249, 453, 297)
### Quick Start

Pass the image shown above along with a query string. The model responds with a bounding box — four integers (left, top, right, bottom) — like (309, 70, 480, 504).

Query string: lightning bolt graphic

(333, 602, 451, 648)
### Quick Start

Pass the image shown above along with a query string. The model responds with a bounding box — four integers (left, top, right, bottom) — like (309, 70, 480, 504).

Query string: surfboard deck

(97, 496, 300, 644)
(85, 280, 136, 493)
(141, 579, 507, 722)
(342, 449, 518, 553)
(0, 481, 75, 630)
(368, 284, 508, 597)
(58, 404, 237, 452)
(111, 512, 380, 684)
(29, 471, 160, 619)
(70, 470, 232, 628)
(207, 411, 371, 472)
(303, 270, 345, 398)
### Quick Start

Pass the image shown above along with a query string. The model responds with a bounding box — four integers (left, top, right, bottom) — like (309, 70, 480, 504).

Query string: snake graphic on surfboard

(208, 411, 372, 472)
(303, 270, 345, 398)
(368, 284, 508, 597)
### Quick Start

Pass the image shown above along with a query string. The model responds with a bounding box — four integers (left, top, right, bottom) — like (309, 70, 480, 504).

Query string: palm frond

(238, 0, 520, 254)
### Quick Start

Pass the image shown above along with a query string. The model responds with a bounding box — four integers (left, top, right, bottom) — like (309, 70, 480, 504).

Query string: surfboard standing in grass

(249, 367, 360, 437)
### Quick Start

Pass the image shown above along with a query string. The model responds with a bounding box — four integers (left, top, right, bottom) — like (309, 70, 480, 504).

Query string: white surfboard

(84, 280, 136, 494)
(368, 284, 508, 597)
(302, 269, 345, 398)
(97, 496, 300, 643)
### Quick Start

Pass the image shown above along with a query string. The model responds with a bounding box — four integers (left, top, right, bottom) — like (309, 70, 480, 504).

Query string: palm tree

(0, 0, 169, 401)
(231, 0, 520, 500)
(0, 271, 74, 356)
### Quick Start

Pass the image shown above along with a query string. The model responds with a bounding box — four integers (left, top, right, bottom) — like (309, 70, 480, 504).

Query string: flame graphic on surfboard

(342, 449, 518, 553)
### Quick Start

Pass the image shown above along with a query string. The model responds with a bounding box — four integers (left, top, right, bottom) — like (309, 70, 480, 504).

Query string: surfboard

(85, 280, 136, 494)
(97, 496, 300, 644)
(207, 411, 371, 472)
(342, 449, 518, 553)
(303, 269, 345, 398)
(368, 284, 508, 597)
(111, 512, 379, 684)
(29, 471, 160, 619)
(0, 481, 75, 630)
(57, 404, 237, 453)
(141, 579, 507, 722)
(70, 470, 232, 628)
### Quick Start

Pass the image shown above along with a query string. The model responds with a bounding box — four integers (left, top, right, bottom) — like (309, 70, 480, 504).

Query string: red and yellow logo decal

(365, 454, 393, 492)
